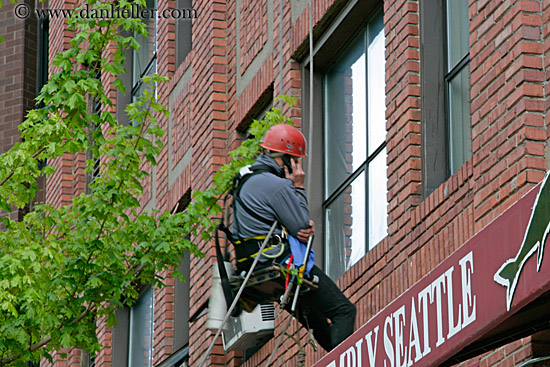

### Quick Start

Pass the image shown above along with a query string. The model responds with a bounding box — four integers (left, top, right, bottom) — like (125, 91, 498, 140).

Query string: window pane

(325, 172, 365, 279)
(134, 0, 157, 84)
(174, 255, 190, 350)
(324, 32, 366, 198)
(446, 0, 469, 71)
(368, 147, 387, 249)
(367, 13, 386, 155)
(128, 287, 154, 367)
(176, 0, 193, 67)
(448, 65, 472, 174)
(133, 59, 157, 100)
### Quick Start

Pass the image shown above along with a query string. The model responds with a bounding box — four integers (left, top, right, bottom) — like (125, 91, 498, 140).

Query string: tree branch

(0, 146, 46, 188)
(0, 303, 95, 367)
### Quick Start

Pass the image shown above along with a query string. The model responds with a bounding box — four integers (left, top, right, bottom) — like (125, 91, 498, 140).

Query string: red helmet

(260, 124, 307, 157)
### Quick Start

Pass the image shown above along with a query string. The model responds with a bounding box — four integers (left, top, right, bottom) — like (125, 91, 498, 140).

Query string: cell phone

(282, 154, 293, 174)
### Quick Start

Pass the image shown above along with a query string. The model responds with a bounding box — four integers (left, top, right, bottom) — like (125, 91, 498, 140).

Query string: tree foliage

(0, 0, 297, 365)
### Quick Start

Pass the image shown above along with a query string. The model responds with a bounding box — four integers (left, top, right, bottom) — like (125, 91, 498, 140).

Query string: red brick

(36, 0, 550, 365)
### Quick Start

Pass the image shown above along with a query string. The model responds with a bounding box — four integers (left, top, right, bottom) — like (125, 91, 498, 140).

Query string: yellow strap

(236, 245, 276, 262)
(234, 235, 267, 245)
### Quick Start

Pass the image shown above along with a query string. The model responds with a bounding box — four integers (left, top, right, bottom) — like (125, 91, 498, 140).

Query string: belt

(234, 234, 284, 263)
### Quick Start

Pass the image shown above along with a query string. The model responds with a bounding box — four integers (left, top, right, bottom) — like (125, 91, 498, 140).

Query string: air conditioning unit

(222, 303, 275, 352)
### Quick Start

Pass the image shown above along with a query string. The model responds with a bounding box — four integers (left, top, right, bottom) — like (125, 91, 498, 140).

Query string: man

(232, 124, 356, 352)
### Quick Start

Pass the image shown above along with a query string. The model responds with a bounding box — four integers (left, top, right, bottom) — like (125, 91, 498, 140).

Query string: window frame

(173, 254, 190, 356)
(301, 1, 387, 279)
(85, 69, 102, 195)
(155, 192, 192, 367)
(116, 0, 158, 127)
(131, 0, 158, 109)
(127, 285, 155, 367)
(36, 17, 49, 98)
(420, 0, 471, 196)
(111, 285, 155, 367)
(443, 0, 472, 175)
(175, 0, 193, 68)
(237, 94, 274, 137)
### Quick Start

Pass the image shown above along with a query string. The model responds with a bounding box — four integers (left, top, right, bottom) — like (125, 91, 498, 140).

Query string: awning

(314, 172, 550, 367)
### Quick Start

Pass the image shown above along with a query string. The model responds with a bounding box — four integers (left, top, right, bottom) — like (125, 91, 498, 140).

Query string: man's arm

(286, 159, 315, 241)
(297, 220, 315, 243)
(271, 158, 315, 239)
(270, 184, 310, 236)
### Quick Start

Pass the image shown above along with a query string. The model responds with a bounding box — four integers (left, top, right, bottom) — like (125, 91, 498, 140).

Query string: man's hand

(297, 220, 315, 243)
(284, 157, 305, 189)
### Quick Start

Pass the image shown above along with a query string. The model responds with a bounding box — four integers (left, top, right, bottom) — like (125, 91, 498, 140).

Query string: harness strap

(215, 224, 241, 317)
(232, 164, 282, 239)
(234, 235, 285, 264)
(211, 163, 283, 319)
(233, 235, 267, 244)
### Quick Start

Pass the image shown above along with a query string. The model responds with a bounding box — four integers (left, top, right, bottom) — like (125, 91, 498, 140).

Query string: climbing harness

(198, 220, 279, 367)
(201, 201, 317, 367)
(212, 163, 284, 319)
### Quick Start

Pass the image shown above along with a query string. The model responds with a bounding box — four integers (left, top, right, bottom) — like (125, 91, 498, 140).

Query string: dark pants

(236, 245, 356, 352)
(288, 265, 356, 352)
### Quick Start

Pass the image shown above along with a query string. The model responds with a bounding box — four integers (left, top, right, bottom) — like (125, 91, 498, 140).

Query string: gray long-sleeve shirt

(233, 154, 310, 239)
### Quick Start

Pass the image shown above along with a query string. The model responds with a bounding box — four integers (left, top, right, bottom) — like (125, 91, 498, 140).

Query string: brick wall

(455, 331, 550, 367)
(0, 1, 83, 366)
(470, 0, 547, 230)
(0, 0, 41, 223)
(0, 0, 37, 151)
(45, 0, 88, 211)
(41, 0, 550, 366)
(0, 0, 29, 220)
(0, 1, 36, 155)
(239, 0, 268, 73)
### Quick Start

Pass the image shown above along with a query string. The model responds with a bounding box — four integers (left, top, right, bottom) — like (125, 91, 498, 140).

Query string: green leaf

(0, 3, 296, 364)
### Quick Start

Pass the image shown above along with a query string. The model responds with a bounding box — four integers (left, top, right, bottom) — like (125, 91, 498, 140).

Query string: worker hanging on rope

(231, 124, 356, 352)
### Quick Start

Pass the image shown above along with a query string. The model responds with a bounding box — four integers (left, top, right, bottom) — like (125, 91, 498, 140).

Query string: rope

(265, 233, 313, 366)
(306, 0, 314, 195)
(197, 221, 279, 367)
(277, 0, 284, 97)
(265, 303, 317, 367)
(266, 2, 315, 364)
(264, 314, 293, 367)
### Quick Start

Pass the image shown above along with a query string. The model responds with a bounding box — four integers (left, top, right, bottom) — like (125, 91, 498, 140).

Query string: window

(128, 286, 154, 367)
(32, 16, 49, 209)
(173, 253, 190, 364)
(421, 0, 471, 195)
(80, 350, 96, 367)
(86, 69, 101, 195)
(445, 0, 471, 174)
(153, 193, 192, 367)
(36, 17, 49, 99)
(322, 10, 386, 279)
(112, 308, 130, 367)
(237, 94, 273, 137)
(175, 0, 193, 68)
(302, 2, 387, 281)
(116, 0, 157, 126)
(132, 0, 157, 111)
